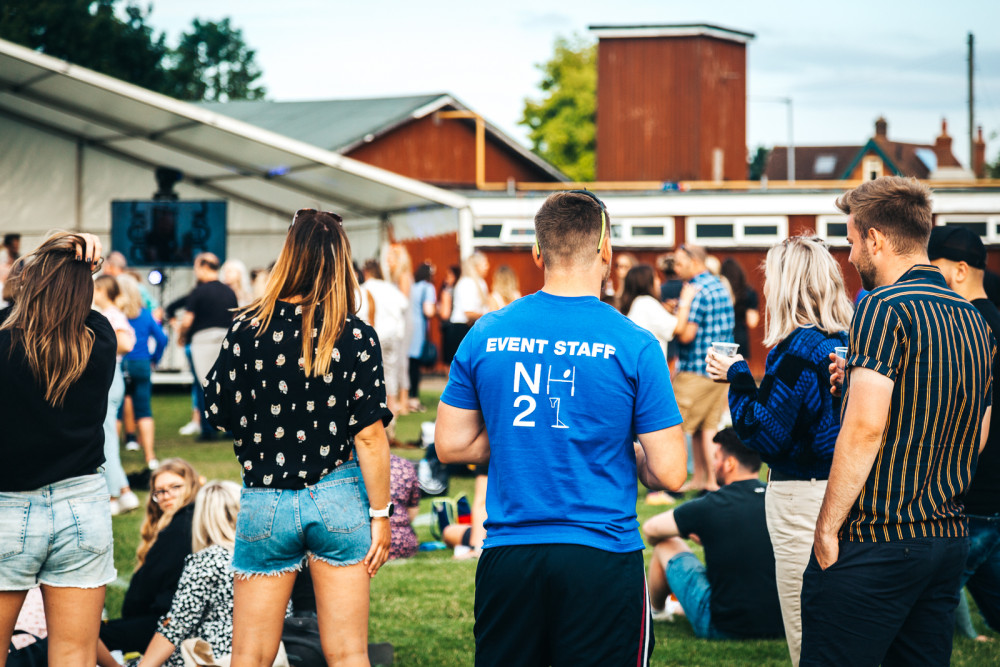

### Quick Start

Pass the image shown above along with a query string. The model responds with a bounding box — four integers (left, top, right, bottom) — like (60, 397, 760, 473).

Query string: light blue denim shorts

(232, 461, 372, 577)
(0, 473, 116, 590)
(665, 551, 733, 640)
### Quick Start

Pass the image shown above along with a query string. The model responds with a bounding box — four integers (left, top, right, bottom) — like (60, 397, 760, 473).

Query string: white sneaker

(125, 440, 141, 451)
(147, 458, 160, 470)
(109, 499, 121, 516)
(179, 421, 200, 436)
(118, 491, 140, 513)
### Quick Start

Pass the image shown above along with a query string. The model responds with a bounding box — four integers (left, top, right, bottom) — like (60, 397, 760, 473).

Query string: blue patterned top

(726, 326, 847, 480)
(676, 272, 735, 375)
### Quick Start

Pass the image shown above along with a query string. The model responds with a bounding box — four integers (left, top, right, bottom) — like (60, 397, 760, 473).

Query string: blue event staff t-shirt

(441, 290, 683, 553)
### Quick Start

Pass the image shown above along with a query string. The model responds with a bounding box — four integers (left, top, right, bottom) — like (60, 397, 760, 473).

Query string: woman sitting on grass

(136, 480, 242, 667)
(98, 459, 203, 667)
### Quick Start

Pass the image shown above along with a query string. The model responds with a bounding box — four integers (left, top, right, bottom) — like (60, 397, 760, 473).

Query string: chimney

(934, 119, 960, 168)
(874, 116, 888, 140)
(973, 126, 987, 178)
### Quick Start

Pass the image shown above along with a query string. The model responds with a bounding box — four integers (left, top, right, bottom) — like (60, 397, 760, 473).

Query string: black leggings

(408, 357, 422, 399)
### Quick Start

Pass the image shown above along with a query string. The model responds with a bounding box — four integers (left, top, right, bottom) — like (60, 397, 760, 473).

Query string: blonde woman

(137, 481, 242, 667)
(0, 232, 115, 667)
(705, 235, 853, 667)
(222, 259, 254, 307)
(489, 264, 521, 310)
(203, 208, 391, 667)
(97, 460, 202, 667)
(117, 274, 168, 469)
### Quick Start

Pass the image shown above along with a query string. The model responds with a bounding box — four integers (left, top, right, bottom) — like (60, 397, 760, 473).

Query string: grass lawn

(108, 384, 1000, 666)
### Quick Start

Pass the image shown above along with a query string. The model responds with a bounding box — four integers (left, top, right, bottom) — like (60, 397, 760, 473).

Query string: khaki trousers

(764, 477, 827, 667)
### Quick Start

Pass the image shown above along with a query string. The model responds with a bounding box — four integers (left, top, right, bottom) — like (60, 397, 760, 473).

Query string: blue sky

(149, 0, 1000, 168)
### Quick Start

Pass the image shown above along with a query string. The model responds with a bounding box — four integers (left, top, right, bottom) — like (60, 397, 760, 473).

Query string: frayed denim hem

(34, 573, 117, 590)
(231, 559, 304, 580)
(308, 552, 366, 568)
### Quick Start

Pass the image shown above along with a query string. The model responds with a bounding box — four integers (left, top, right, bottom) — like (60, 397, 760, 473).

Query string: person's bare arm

(981, 406, 992, 455)
(635, 424, 688, 492)
(642, 509, 680, 545)
(135, 633, 175, 667)
(423, 300, 436, 319)
(675, 321, 698, 345)
(178, 311, 194, 342)
(813, 367, 893, 569)
(435, 403, 490, 464)
(354, 419, 391, 577)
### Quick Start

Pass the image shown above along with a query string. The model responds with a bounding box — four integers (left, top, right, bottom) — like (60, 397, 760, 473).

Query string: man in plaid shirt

(672, 245, 735, 492)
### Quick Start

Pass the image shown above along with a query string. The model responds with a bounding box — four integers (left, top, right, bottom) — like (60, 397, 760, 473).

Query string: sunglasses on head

(535, 190, 607, 257)
(291, 208, 343, 230)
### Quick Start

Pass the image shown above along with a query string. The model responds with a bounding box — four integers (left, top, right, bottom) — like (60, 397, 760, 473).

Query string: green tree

(0, 0, 168, 92)
(520, 35, 596, 181)
(748, 146, 771, 180)
(166, 18, 265, 102)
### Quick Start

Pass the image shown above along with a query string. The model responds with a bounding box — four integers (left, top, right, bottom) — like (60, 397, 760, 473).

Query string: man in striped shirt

(800, 177, 995, 666)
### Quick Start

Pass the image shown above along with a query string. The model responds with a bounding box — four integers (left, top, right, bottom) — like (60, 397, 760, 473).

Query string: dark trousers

(99, 614, 158, 654)
(800, 537, 968, 667)
(964, 514, 1000, 632)
(408, 357, 422, 399)
(474, 544, 653, 667)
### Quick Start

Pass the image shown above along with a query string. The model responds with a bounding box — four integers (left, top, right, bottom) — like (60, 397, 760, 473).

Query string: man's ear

(867, 227, 885, 254)
(954, 261, 969, 284)
(600, 235, 613, 266)
(532, 242, 545, 270)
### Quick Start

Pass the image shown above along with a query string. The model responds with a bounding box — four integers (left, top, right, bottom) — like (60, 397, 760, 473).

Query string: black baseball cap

(927, 226, 986, 270)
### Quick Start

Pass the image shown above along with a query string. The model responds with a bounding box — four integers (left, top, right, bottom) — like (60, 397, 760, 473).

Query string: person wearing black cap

(928, 225, 1000, 638)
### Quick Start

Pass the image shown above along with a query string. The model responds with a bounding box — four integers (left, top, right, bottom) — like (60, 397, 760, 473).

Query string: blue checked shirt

(676, 272, 735, 375)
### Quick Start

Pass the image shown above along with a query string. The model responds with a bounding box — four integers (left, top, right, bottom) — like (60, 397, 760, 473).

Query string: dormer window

(814, 155, 836, 175)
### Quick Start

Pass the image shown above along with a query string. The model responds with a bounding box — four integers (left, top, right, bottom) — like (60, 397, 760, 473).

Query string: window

(686, 216, 788, 247)
(936, 215, 1000, 243)
(470, 217, 675, 248)
(862, 156, 883, 181)
(817, 215, 850, 246)
(814, 155, 837, 175)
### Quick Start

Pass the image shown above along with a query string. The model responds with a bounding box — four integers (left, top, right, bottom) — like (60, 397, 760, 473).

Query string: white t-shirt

(451, 276, 489, 324)
(627, 294, 678, 357)
(360, 278, 409, 341)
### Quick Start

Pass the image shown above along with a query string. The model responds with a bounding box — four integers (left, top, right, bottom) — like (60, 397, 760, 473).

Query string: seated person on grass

(643, 428, 784, 640)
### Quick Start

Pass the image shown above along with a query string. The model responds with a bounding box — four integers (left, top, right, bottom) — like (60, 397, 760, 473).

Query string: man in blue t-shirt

(436, 191, 688, 667)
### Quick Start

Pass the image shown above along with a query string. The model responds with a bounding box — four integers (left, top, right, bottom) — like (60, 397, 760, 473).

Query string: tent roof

(197, 94, 569, 182)
(0, 38, 468, 221)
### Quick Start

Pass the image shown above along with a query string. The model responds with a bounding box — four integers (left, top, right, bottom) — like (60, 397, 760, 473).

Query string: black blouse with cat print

(203, 301, 392, 489)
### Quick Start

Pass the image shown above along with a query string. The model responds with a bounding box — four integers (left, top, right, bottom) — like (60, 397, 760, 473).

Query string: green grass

(109, 385, 1000, 666)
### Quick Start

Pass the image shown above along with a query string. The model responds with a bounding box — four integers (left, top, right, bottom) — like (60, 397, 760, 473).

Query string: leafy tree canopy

(520, 35, 596, 182)
(0, 1, 265, 101)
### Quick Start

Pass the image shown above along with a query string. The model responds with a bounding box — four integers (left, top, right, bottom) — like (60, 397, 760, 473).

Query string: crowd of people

(1, 176, 999, 666)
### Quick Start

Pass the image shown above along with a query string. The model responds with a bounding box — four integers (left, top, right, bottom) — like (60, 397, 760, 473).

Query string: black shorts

(474, 544, 653, 667)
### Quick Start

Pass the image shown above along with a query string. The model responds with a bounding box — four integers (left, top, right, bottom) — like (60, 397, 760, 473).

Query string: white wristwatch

(369, 502, 394, 518)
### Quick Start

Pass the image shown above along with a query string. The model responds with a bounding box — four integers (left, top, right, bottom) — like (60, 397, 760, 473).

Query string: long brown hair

(618, 264, 657, 317)
(136, 458, 202, 568)
(244, 209, 359, 377)
(0, 233, 96, 406)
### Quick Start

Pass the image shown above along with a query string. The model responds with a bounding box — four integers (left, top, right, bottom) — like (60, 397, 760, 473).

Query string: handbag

(6, 631, 47, 667)
(419, 338, 438, 367)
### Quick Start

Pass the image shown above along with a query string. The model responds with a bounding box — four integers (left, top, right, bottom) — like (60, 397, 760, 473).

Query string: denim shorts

(232, 461, 372, 576)
(665, 551, 732, 640)
(120, 358, 153, 419)
(0, 474, 116, 590)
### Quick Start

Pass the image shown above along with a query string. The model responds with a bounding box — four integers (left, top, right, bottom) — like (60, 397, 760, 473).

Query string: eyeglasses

(535, 190, 607, 257)
(90, 256, 105, 274)
(151, 483, 186, 503)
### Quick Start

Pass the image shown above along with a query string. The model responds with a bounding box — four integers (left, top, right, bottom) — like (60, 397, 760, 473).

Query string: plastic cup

(834, 346, 848, 371)
(710, 342, 740, 357)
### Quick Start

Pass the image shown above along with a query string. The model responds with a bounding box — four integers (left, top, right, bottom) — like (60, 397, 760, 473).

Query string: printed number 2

(513, 395, 536, 427)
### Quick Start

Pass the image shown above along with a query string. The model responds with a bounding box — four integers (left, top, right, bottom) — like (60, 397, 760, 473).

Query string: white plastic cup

(711, 342, 740, 357)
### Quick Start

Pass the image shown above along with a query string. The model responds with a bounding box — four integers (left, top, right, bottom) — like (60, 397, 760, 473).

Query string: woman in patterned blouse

(136, 481, 241, 667)
(204, 208, 392, 667)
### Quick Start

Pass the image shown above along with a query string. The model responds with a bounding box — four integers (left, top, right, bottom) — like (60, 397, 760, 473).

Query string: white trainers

(178, 421, 200, 436)
(125, 440, 141, 451)
(650, 606, 673, 622)
(117, 491, 140, 513)
(109, 499, 121, 516)
(147, 458, 160, 470)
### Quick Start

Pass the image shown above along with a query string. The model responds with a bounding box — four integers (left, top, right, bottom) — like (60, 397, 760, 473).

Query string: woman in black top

(97, 459, 203, 667)
(0, 232, 115, 667)
(204, 208, 391, 667)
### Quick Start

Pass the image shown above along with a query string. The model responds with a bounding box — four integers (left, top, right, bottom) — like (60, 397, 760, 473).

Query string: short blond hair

(191, 480, 241, 553)
(115, 273, 145, 319)
(762, 236, 854, 347)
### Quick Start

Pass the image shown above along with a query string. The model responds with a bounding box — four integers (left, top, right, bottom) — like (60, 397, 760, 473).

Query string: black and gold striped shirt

(842, 265, 995, 542)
